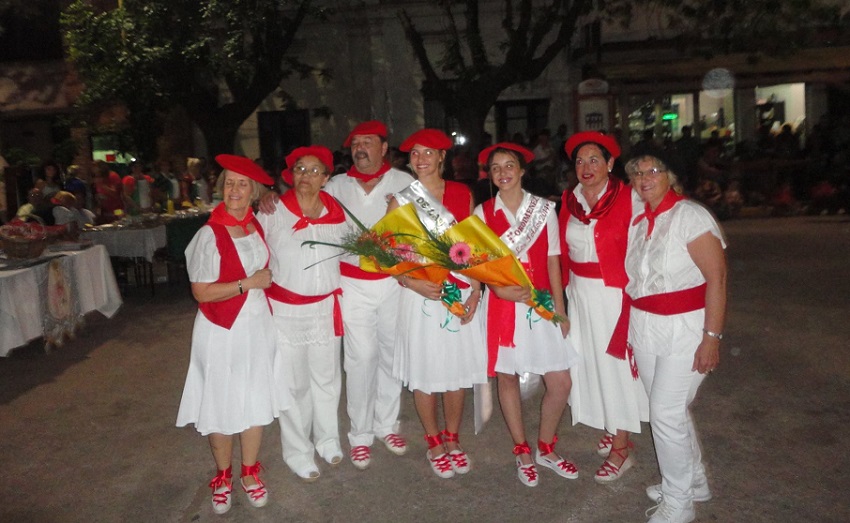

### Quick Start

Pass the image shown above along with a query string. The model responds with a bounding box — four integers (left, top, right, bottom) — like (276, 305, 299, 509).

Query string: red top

(558, 182, 631, 290)
(443, 180, 472, 220)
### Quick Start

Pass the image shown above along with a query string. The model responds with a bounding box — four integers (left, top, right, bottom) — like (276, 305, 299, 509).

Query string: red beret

(281, 146, 334, 186)
(215, 154, 274, 185)
(399, 129, 453, 152)
(477, 142, 535, 166)
(343, 120, 388, 147)
(564, 131, 621, 160)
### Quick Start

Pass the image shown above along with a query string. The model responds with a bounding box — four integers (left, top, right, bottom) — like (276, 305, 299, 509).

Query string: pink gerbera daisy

(395, 243, 417, 262)
(448, 242, 472, 265)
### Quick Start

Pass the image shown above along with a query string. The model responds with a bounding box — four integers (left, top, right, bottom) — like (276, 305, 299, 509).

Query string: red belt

(266, 283, 344, 336)
(341, 261, 390, 280)
(568, 258, 602, 279)
(607, 283, 707, 363)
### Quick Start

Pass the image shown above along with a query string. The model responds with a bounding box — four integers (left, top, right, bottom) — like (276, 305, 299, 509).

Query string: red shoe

(440, 430, 471, 474)
(381, 433, 408, 456)
(350, 445, 371, 470)
(535, 436, 579, 480)
(425, 433, 454, 479)
(240, 462, 269, 508)
(513, 441, 538, 487)
(209, 466, 232, 515)
(595, 444, 635, 483)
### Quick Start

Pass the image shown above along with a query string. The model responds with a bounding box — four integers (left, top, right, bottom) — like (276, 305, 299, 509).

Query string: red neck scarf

(281, 189, 346, 231)
(346, 161, 391, 182)
(565, 176, 623, 224)
(632, 190, 686, 239)
(207, 202, 254, 235)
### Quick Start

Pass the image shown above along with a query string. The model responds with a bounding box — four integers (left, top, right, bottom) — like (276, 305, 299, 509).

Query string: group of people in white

(175, 122, 727, 523)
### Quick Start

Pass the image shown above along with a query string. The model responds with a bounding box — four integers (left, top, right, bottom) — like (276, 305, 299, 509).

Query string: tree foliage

(62, 0, 320, 159)
(399, 0, 595, 152)
(399, 0, 845, 152)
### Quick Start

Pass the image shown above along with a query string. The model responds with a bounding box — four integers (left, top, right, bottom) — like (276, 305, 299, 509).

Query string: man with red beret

(325, 120, 415, 470)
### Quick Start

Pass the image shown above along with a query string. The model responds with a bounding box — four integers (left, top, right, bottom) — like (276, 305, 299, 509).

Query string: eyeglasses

(293, 165, 326, 177)
(630, 168, 667, 179)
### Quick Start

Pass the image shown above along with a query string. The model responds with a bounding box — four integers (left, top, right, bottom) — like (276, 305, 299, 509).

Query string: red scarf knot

(346, 161, 391, 182)
(632, 190, 685, 239)
(281, 190, 346, 231)
(565, 177, 623, 224)
(207, 202, 254, 235)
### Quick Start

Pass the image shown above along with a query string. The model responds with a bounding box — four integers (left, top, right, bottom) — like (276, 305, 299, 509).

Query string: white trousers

(275, 319, 342, 474)
(634, 350, 709, 508)
(341, 276, 403, 447)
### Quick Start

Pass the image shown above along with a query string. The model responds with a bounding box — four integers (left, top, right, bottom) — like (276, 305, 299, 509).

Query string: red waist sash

(630, 283, 707, 315)
(340, 261, 390, 280)
(568, 257, 603, 279)
(266, 282, 344, 336)
(607, 283, 707, 366)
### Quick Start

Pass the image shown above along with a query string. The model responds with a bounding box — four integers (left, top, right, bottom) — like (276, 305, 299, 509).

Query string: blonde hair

(625, 154, 683, 195)
(216, 170, 262, 202)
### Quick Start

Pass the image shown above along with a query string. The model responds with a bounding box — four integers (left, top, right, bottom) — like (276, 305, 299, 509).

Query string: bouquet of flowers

(420, 215, 566, 324)
(302, 202, 449, 283)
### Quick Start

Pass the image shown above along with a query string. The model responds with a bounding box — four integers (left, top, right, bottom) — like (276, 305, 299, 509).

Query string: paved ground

(1, 215, 849, 523)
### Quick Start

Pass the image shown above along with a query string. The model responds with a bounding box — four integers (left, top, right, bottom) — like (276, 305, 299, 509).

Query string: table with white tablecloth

(0, 244, 122, 357)
(80, 225, 167, 262)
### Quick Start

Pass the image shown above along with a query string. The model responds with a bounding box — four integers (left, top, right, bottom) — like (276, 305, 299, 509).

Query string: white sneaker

(645, 482, 712, 503)
(646, 500, 696, 523)
(381, 433, 408, 456)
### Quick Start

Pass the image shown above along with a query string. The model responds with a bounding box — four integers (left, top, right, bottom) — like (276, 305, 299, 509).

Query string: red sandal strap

(440, 429, 459, 443)
(424, 433, 444, 449)
(513, 441, 532, 456)
(241, 461, 264, 481)
(520, 463, 538, 482)
(609, 442, 634, 460)
(537, 435, 559, 455)
(209, 466, 232, 491)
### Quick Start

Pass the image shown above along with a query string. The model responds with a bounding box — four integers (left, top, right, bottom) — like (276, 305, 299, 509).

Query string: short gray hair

(625, 154, 683, 195)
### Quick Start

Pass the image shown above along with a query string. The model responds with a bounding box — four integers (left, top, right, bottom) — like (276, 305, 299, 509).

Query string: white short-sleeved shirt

(185, 226, 268, 284)
(256, 198, 348, 317)
(472, 190, 559, 261)
(625, 199, 726, 356)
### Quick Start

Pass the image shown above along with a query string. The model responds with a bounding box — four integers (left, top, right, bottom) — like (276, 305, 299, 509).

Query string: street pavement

(1, 215, 849, 523)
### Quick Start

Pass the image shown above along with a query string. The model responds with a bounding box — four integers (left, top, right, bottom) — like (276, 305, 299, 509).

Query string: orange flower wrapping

(360, 257, 449, 284)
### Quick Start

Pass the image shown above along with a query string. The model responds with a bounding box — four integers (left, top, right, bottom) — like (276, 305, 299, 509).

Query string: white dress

(473, 192, 580, 375)
(175, 226, 284, 436)
(565, 186, 649, 434)
(392, 187, 487, 394)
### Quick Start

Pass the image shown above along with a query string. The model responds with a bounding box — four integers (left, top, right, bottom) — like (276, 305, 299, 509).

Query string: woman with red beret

(559, 131, 649, 483)
(474, 142, 580, 487)
(176, 154, 285, 514)
(257, 146, 349, 482)
(387, 129, 486, 479)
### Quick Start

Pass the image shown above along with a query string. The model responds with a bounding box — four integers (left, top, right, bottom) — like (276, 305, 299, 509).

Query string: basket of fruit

(0, 218, 48, 259)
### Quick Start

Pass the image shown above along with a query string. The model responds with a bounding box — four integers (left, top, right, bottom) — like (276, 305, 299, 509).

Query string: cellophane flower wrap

(420, 215, 565, 324)
(301, 202, 441, 280)
(360, 203, 449, 284)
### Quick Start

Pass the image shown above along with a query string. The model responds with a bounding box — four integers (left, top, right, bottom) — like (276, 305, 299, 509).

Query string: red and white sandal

(425, 433, 454, 479)
(534, 436, 579, 479)
(381, 433, 408, 456)
(513, 441, 538, 487)
(209, 466, 233, 515)
(595, 443, 634, 483)
(597, 433, 615, 456)
(350, 445, 371, 470)
(441, 430, 471, 475)
(240, 461, 269, 508)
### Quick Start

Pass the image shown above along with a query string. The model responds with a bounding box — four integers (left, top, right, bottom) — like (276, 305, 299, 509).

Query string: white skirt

(393, 284, 487, 394)
(485, 293, 581, 375)
(176, 291, 287, 436)
(566, 275, 649, 433)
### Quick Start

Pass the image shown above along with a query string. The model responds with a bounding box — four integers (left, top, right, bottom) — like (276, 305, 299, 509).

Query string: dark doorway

(257, 110, 310, 175)
(495, 99, 550, 144)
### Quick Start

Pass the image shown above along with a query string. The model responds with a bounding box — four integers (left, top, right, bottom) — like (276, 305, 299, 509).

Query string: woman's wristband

(703, 328, 723, 340)
(238, 280, 244, 294)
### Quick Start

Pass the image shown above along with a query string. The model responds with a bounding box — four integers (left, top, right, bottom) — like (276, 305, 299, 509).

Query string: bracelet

(703, 328, 723, 340)
(238, 280, 244, 294)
